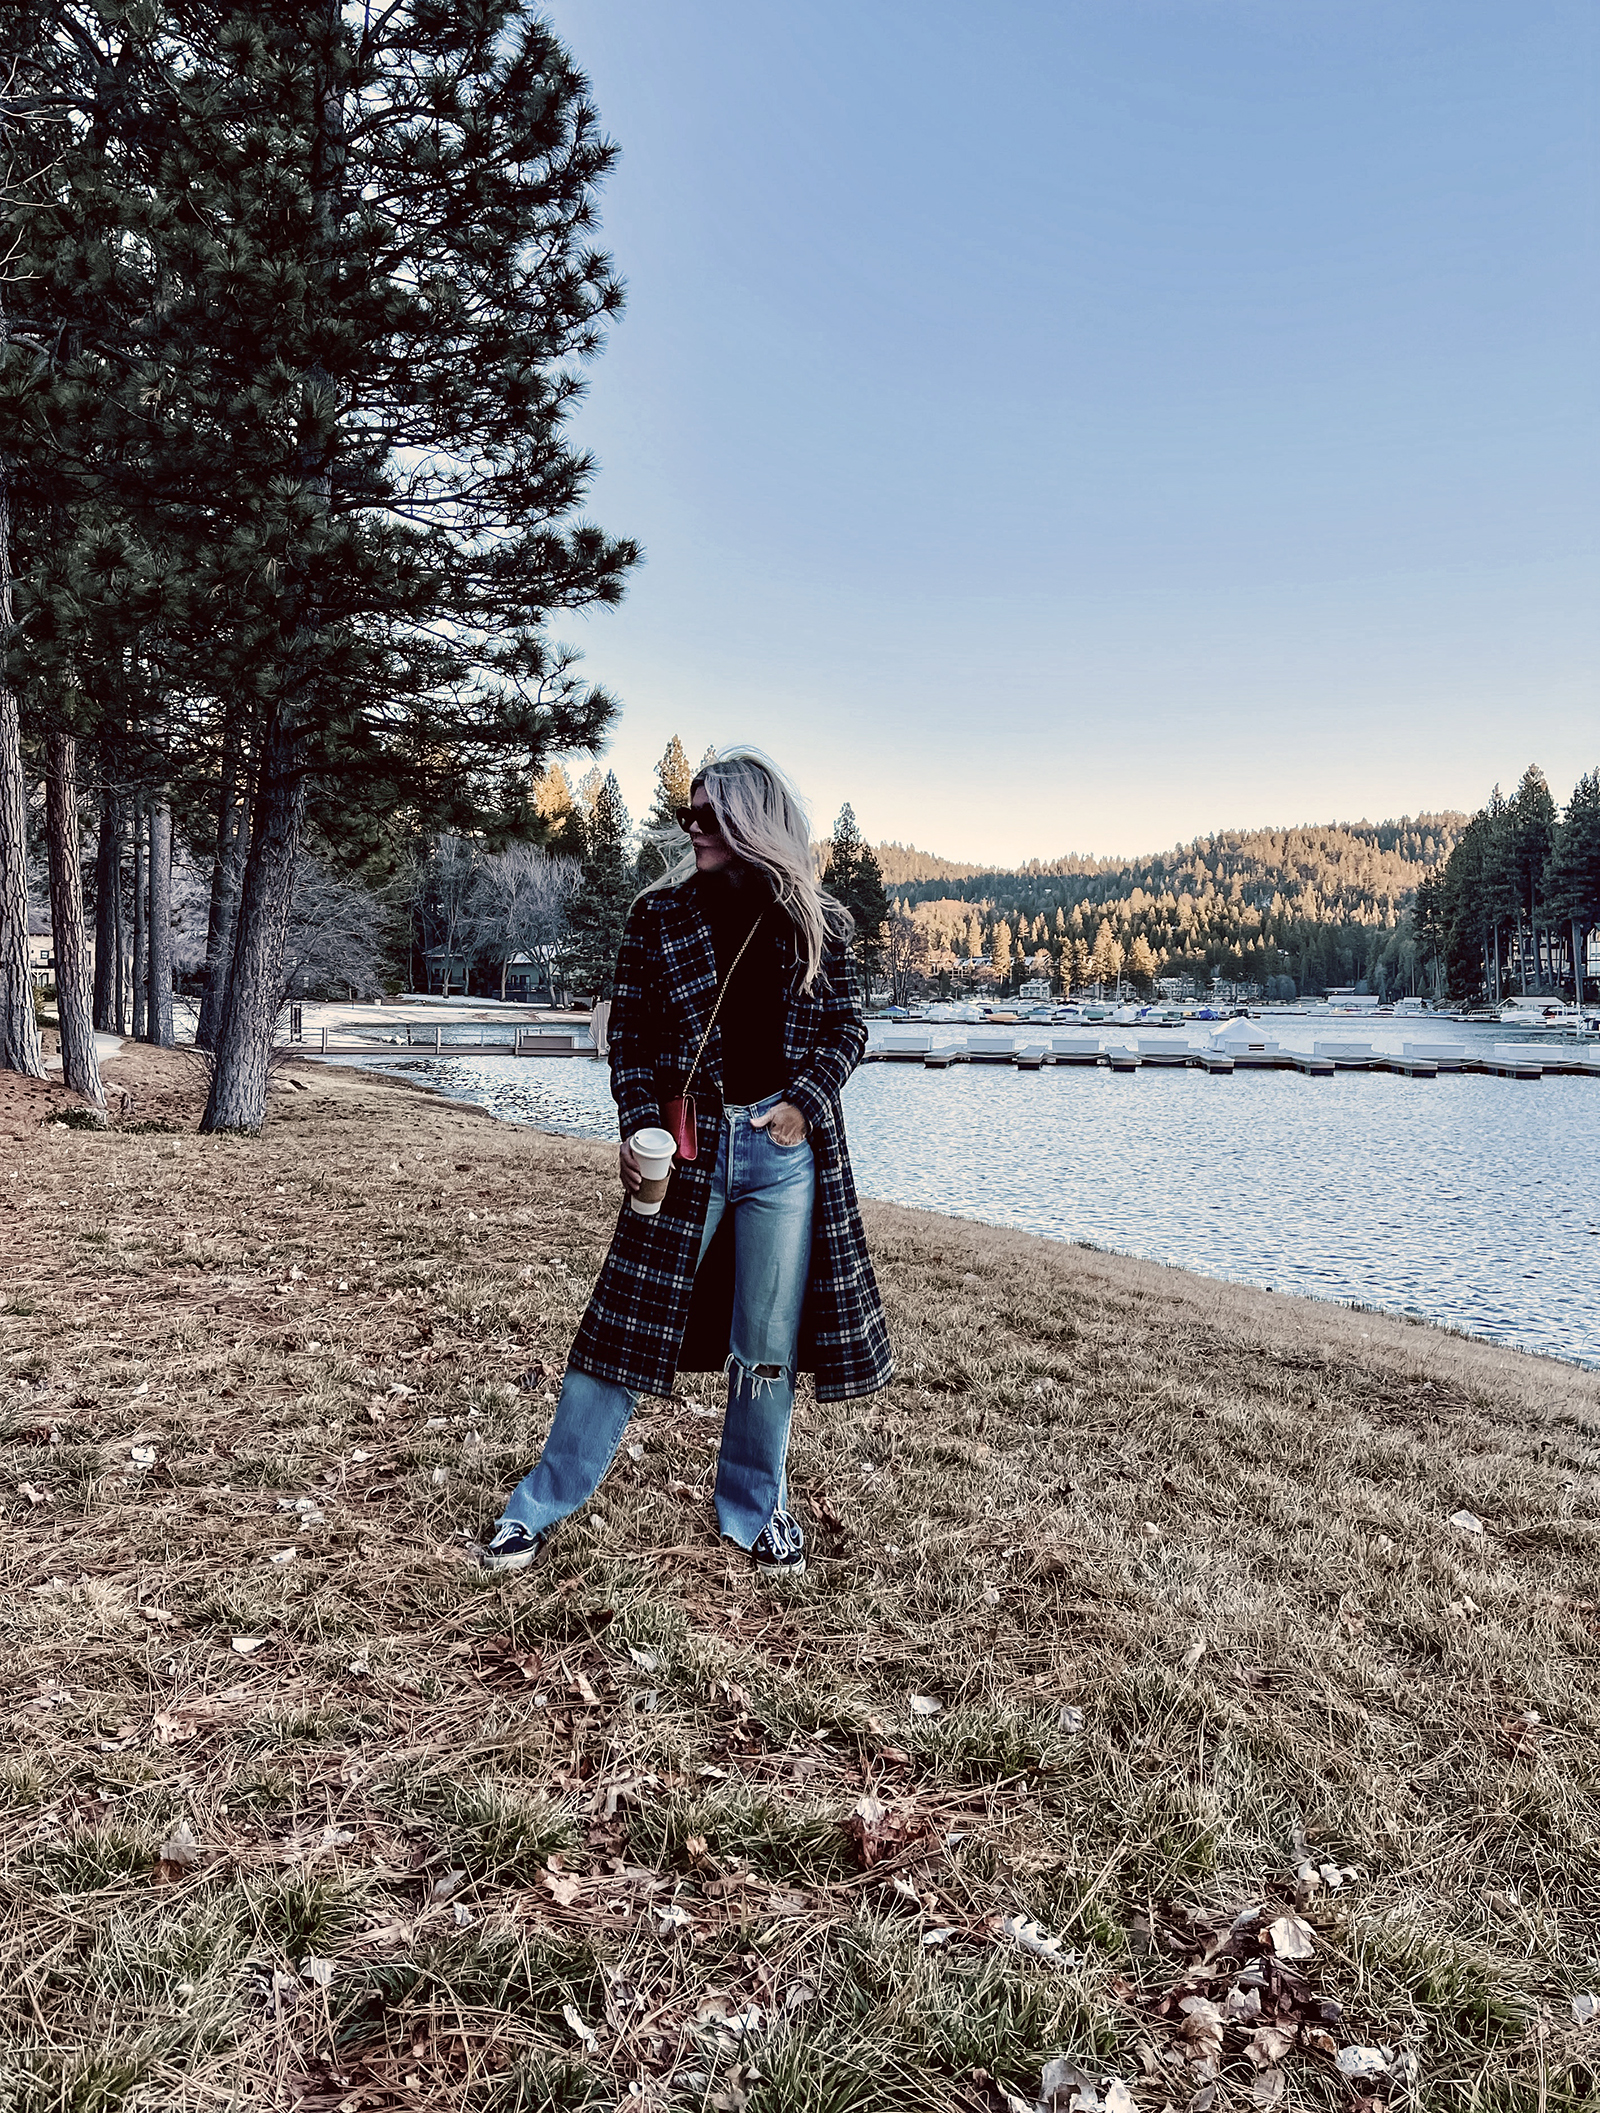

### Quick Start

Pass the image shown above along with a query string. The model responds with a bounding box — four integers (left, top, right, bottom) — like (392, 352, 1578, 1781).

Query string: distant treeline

(877, 816, 1467, 998)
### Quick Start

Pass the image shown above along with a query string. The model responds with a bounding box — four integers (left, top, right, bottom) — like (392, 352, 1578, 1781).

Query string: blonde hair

(640, 748, 852, 990)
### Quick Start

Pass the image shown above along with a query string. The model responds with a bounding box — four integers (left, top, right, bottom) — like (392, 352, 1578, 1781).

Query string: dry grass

(1, 1051, 1597, 2113)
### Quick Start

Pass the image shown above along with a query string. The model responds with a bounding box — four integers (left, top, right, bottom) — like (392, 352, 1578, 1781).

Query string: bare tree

(410, 835, 481, 994)
(471, 845, 580, 1000)
(279, 856, 393, 1005)
(884, 907, 930, 1008)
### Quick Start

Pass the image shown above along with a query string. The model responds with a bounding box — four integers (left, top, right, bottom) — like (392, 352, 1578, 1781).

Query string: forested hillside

(878, 816, 1467, 997)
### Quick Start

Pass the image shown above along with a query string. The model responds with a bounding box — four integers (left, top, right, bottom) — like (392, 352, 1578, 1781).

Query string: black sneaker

(751, 1508, 806, 1576)
(482, 1522, 547, 1574)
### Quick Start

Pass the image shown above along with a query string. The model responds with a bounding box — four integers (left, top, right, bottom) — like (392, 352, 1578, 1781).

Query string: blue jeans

(497, 1090, 816, 1549)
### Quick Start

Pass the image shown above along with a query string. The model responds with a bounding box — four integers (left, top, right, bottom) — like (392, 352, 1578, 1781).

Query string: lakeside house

(421, 944, 557, 1004)
(27, 910, 54, 982)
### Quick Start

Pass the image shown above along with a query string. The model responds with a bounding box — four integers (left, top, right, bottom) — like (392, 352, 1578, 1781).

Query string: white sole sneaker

(482, 1529, 545, 1573)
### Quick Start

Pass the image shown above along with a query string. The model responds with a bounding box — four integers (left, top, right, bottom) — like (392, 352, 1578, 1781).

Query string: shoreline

(327, 1046, 1600, 1377)
(4, 1049, 1598, 2108)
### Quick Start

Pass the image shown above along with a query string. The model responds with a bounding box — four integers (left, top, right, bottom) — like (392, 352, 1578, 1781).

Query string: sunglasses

(676, 803, 723, 837)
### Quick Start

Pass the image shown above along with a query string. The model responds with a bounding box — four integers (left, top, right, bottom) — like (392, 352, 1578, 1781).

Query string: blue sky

(540, 0, 1598, 866)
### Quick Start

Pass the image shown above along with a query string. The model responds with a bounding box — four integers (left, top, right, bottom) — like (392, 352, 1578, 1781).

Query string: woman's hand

(750, 1100, 808, 1147)
(618, 1138, 643, 1193)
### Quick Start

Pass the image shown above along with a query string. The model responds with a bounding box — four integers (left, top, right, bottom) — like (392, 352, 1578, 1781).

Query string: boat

(1499, 998, 1581, 1029)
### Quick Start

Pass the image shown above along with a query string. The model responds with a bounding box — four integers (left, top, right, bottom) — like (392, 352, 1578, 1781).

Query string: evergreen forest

(871, 768, 1600, 1004)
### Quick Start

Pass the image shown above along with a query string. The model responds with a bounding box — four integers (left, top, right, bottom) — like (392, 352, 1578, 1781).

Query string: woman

(485, 750, 893, 1576)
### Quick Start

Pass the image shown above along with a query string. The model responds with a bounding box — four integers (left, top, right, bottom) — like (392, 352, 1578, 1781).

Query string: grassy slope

(1, 1053, 1596, 2113)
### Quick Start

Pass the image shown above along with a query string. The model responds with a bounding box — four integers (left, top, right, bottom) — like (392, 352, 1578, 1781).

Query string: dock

(861, 1031, 1599, 1085)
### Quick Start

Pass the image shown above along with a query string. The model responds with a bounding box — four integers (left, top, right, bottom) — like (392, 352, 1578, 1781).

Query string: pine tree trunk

(147, 796, 173, 1046)
(196, 712, 251, 1050)
(0, 418, 44, 1078)
(45, 731, 105, 1117)
(203, 2, 340, 1132)
(132, 791, 148, 1040)
(202, 712, 305, 1134)
(1576, 919, 1587, 1010)
(93, 778, 118, 1031)
(115, 798, 131, 1031)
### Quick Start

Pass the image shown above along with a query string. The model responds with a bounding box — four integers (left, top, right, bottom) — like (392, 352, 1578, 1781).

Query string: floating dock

(856, 1034, 1600, 1083)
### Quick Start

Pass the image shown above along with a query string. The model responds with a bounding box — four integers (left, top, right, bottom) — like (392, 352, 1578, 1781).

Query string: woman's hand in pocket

(751, 1100, 808, 1147)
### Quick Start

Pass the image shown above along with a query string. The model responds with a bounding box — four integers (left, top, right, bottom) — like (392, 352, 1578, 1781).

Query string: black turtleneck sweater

(696, 869, 789, 1106)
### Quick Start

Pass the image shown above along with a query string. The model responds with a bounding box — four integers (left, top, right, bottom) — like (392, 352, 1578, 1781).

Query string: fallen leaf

(1037, 2056, 1099, 2110)
(268, 1548, 297, 1565)
(1001, 1912, 1074, 1968)
(1266, 1914, 1316, 1961)
(541, 1871, 582, 1907)
(562, 2000, 597, 2050)
(627, 1645, 661, 1673)
(1572, 1992, 1598, 2027)
(429, 1867, 469, 1902)
(1248, 2026, 1296, 2068)
(1178, 1995, 1226, 2058)
(300, 1956, 335, 1988)
(1102, 2085, 1137, 2113)
(230, 1636, 268, 1656)
(1335, 2047, 1391, 2080)
(130, 1445, 157, 1466)
(158, 1819, 199, 1868)
(1182, 1636, 1207, 1669)
(909, 1693, 943, 1717)
(1449, 1509, 1484, 1535)
(921, 1926, 953, 1947)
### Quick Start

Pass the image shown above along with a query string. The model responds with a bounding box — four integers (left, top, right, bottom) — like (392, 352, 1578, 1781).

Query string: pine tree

(562, 771, 633, 999)
(649, 737, 694, 826)
(822, 802, 889, 982)
(635, 733, 693, 883)
(1510, 766, 1556, 988)
(1546, 771, 1600, 1006)
(533, 763, 585, 856)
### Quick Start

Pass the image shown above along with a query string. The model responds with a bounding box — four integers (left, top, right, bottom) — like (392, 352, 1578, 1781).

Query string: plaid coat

(566, 878, 894, 1403)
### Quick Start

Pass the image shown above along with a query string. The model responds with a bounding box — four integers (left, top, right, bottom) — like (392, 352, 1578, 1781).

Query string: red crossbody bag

(660, 911, 766, 1163)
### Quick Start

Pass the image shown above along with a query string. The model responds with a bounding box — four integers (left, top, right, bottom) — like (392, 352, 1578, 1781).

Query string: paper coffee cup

(629, 1126, 678, 1216)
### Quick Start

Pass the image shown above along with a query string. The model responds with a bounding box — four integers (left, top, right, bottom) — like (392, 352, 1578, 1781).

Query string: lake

(351, 1020, 1600, 1369)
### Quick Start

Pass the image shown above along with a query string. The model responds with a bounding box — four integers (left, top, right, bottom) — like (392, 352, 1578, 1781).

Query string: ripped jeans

(495, 1091, 815, 1549)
